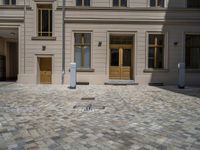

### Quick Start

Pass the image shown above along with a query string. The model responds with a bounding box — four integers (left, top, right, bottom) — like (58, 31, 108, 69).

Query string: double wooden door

(109, 45, 132, 80)
(39, 58, 52, 84)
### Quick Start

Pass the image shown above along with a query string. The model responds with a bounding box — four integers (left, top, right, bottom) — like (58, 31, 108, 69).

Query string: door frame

(107, 32, 137, 81)
(36, 54, 53, 84)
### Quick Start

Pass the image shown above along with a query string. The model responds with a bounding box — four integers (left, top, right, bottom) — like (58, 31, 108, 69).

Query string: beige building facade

(0, 0, 200, 85)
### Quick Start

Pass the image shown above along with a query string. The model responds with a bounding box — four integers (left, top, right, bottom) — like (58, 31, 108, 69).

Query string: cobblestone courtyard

(0, 83, 200, 150)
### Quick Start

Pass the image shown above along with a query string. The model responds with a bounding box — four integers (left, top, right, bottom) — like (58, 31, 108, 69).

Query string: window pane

(148, 34, 164, 69)
(113, 0, 119, 6)
(84, 46, 91, 68)
(38, 10, 41, 33)
(50, 10, 52, 34)
(186, 48, 200, 69)
(84, 33, 91, 45)
(75, 46, 82, 68)
(12, 0, 16, 5)
(148, 47, 155, 68)
(121, 0, 127, 7)
(157, 35, 164, 45)
(150, 0, 156, 7)
(75, 33, 82, 45)
(4, 0, 9, 5)
(156, 47, 164, 68)
(158, 0, 164, 7)
(123, 49, 131, 66)
(111, 49, 119, 66)
(42, 10, 49, 32)
(84, 0, 90, 6)
(76, 0, 82, 6)
(149, 35, 156, 45)
(187, 0, 200, 8)
(186, 35, 200, 69)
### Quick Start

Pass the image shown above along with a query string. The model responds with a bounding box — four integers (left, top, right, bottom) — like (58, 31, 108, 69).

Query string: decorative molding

(0, 16, 24, 23)
(57, 6, 200, 12)
(65, 18, 200, 25)
(32, 36, 56, 41)
(34, 0, 55, 2)
(0, 5, 31, 10)
(186, 69, 200, 73)
(143, 69, 169, 73)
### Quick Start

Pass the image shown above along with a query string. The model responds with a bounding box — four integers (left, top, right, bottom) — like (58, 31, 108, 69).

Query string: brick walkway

(0, 83, 200, 150)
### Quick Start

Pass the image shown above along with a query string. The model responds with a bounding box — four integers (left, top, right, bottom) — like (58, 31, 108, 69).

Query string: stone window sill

(31, 36, 56, 41)
(143, 69, 169, 73)
(69, 68, 95, 72)
(186, 69, 200, 73)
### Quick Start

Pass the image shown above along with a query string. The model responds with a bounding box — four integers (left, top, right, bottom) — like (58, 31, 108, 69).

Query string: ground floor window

(148, 34, 164, 69)
(4, 0, 16, 5)
(185, 34, 200, 69)
(74, 33, 91, 68)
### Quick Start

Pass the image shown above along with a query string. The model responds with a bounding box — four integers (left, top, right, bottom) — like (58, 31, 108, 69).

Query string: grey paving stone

(0, 83, 200, 149)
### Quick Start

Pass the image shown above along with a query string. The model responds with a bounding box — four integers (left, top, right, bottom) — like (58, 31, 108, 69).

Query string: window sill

(31, 36, 56, 41)
(143, 69, 169, 73)
(77, 68, 95, 72)
(69, 68, 95, 72)
(186, 69, 200, 73)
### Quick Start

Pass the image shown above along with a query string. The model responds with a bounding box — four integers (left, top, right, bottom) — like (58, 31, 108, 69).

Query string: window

(187, 0, 200, 8)
(185, 35, 200, 69)
(150, 0, 164, 7)
(76, 0, 90, 6)
(4, 0, 16, 5)
(113, 0, 127, 7)
(148, 34, 164, 69)
(37, 4, 52, 37)
(74, 33, 91, 68)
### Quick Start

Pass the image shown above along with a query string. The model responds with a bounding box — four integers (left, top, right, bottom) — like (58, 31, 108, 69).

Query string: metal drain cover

(81, 97, 95, 100)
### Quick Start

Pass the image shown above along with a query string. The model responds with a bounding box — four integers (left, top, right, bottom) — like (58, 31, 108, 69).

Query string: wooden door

(109, 46, 132, 80)
(39, 58, 52, 84)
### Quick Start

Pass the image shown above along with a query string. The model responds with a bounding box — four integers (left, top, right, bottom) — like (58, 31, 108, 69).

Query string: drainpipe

(24, 0, 26, 74)
(61, 0, 65, 84)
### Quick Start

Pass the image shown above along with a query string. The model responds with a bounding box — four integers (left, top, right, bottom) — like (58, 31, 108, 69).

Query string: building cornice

(65, 17, 200, 25)
(0, 5, 31, 10)
(57, 6, 200, 12)
(0, 16, 24, 23)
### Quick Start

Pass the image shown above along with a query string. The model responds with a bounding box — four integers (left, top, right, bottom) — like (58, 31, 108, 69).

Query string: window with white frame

(4, 0, 16, 5)
(113, 0, 127, 7)
(37, 4, 53, 37)
(150, 0, 164, 8)
(148, 34, 165, 69)
(76, 0, 90, 6)
(74, 33, 91, 68)
(187, 0, 200, 8)
(185, 34, 200, 69)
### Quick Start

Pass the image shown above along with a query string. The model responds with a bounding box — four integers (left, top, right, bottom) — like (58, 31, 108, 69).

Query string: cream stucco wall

(1, 0, 200, 85)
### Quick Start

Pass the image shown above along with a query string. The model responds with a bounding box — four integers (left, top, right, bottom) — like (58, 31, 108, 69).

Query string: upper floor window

(150, 0, 164, 8)
(148, 34, 165, 69)
(76, 0, 90, 6)
(113, 0, 127, 7)
(37, 4, 52, 37)
(4, 0, 16, 5)
(187, 0, 200, 8)
(185, 35, 200, 69)
(74, 33, 91, 68)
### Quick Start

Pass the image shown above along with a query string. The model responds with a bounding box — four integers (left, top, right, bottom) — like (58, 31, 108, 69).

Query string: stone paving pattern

(0, 83, 200, 150)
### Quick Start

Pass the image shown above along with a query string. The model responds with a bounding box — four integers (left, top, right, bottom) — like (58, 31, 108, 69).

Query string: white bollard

(178, 63, 185, 89)
(69, 63, 77, 89)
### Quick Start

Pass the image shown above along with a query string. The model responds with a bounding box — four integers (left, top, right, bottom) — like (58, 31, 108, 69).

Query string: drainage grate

(81, 97, 95, 101)
(73, 104, 105, 111)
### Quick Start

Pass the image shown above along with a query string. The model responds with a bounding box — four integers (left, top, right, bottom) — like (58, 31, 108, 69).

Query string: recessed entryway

(0, 28, 18, 82)
(109, 35, 134, 80)
(38, 57, 52, 84)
